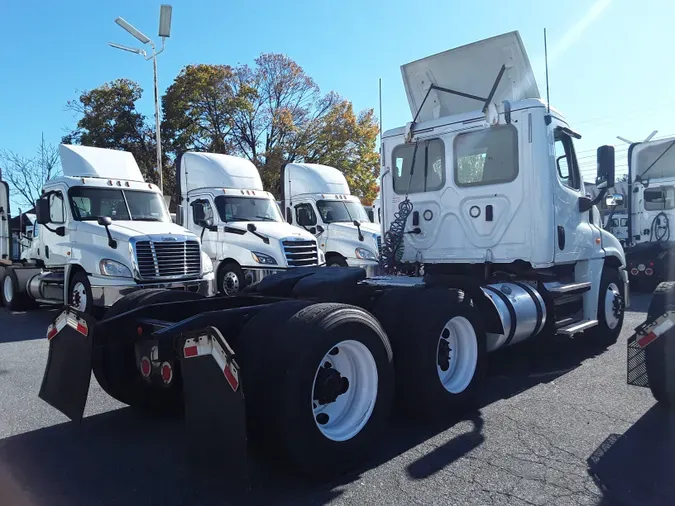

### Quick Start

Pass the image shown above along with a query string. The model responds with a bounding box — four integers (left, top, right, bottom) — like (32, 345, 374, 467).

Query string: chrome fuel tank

(481, 282, 546, 352)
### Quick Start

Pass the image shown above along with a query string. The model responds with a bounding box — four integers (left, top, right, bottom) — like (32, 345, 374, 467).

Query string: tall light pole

(109, 5, 172, 193)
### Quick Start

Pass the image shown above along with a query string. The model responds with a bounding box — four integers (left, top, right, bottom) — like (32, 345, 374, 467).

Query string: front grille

(282, 239, 319, 267)
(376, 235, 382, 256)
(135, 240, 201, 280)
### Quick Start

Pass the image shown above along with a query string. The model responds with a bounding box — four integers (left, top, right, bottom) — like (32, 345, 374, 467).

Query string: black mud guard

(179, 326, 249, 488)
(38, 307, 96, 423)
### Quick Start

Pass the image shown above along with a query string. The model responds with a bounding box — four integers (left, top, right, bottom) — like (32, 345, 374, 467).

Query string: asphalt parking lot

(0, 294, 673, 506)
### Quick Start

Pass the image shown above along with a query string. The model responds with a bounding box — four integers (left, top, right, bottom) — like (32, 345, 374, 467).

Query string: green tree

(162, 64, 254, 156)
(63, 79, 172, 194)
(161, 54, 380, 199)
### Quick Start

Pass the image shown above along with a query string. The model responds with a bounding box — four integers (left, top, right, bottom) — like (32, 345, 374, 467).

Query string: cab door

(40, 187, 72, 267)
(551, 125, 596, 263)
(189, 196, 218, 261)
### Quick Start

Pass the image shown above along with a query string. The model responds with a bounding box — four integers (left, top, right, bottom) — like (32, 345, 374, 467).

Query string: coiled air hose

(378, 198, 414, 274)
(379, 143, 419, 274)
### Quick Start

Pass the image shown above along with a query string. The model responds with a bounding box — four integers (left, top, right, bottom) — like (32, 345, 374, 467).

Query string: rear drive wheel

(644, 281, 675, 406)
(236, 301, 394, 479)
(374, 287, 486, 418)
(1, 268, 29, 311)
(92, 289, 205, 412)
(0, 266, 5, 307)
(218, 262, 244, 296)
(588, 268, 625, 345)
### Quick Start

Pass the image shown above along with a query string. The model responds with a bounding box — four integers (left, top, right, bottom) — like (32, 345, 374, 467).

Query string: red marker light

(140, 357, 152, 378)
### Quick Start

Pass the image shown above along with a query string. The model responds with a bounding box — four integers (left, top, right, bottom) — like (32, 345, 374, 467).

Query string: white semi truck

(39, 31, 627, 482)
(607, 136, 675, 286)
(176, 152, 323, 295)
(0, 144, 215, 314)
(280, 162, 381, 274)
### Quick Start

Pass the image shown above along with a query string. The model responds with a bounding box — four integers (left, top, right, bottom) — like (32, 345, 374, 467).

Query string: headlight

(201, 251, 214, 275)
(355, 247, 377, 261)
(99, 259, 132, 278)
(251, 251, 278, 265)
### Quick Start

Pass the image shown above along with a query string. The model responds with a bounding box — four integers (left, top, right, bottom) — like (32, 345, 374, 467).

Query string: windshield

(317, 200, 370, 224)
(636, 140, 675, 180)
(214, 196, 283, 223)
(69, 187, 170, 222)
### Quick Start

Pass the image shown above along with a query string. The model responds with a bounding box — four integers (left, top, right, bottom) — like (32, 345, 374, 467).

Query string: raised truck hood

(401, 31, 539, 122)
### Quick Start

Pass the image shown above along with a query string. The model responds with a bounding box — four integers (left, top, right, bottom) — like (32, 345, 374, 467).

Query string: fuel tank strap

(512, 281, 544, 337)
(482, 285, 517, 346)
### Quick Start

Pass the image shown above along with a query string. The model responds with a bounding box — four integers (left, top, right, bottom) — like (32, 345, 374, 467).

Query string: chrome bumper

(91, 272, 216, 308)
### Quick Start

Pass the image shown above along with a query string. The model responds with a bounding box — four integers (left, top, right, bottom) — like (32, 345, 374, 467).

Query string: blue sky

(1, 0, 673, 190)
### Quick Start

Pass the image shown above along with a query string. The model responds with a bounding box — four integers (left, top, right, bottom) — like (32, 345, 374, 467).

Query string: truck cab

(177, 152, 323, 295)
(281, 163, 381, 274)
(617, 137, 675, 283)
(1, 144, 215, 313)
(379, 31, 627, 334)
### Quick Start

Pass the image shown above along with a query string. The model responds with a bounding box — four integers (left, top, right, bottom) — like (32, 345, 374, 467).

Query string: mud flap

(38, 308, 95, 423)
(180, 326, 249, 488)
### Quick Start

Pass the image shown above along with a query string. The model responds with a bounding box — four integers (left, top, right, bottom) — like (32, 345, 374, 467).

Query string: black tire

(326, 255, 348, 267)
(92, 289, 205, 412)
(1, 268, 30, 311)
(236, 301, 395, 480)
(587, 268, 625, 346)
(0, 266, 5, 307)
(217, 261, 245, 296)
(645, 281, 675, 406)
(69, 271, 94, 315)
(373, 287, 487, 418)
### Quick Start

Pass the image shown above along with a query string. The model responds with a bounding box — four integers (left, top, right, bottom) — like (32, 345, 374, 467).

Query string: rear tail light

(645, 268, 654, 276)
(140, 357, 152, 378)
(631, 268, 639, 276)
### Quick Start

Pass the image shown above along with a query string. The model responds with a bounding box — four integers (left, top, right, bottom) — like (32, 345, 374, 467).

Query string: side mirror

(309, 227, 317, 235)
(97, 216, 112, 227)
(605, 193, 624, 208)
(316, 225, 325, 234)
(596, 145, 615, 189)
(35, 198, 50, 225)
(247, 223, 257, 232)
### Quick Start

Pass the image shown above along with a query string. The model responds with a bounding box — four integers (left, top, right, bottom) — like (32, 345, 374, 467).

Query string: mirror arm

(103, 225, 117, 249)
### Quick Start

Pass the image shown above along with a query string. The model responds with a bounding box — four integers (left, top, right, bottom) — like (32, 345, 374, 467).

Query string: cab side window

(191, 199, 214, 225)
(554, 131, 581, 190)
(295, 203, 317, 227)
(49, 192, 65, 224)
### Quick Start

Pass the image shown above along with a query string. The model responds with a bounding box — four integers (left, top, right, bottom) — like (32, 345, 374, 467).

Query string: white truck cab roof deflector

(182, 152, 264, 193)
(401, 31, 540, 122)
(59, 144, 145, 182)
(284, 163, 351, 199)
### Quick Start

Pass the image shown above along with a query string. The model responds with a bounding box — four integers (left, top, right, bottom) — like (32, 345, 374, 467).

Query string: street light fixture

(108, 5, 173, 193)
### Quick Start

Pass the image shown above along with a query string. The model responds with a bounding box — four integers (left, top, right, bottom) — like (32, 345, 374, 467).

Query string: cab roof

(59, 144, 145, 182)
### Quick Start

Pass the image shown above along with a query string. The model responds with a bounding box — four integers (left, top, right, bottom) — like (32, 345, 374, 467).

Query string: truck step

(546, 282, 592, 298)
(557, 319, 598, 336)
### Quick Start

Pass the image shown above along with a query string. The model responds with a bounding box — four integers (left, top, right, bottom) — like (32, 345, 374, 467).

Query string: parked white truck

(40, 31, 628, 482)
(608, 136, 675, 286)
(176, 152, 323, 295)
(280, 162, 381, 274)
(0, 144, 215, 314)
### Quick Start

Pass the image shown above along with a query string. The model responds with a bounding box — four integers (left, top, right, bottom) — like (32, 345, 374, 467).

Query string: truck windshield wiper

(254, 216, 276, 221)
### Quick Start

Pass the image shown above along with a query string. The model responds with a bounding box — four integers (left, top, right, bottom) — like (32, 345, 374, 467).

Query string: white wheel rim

(3, 276, 13, 303)
(222, 271, 240, 296)
(311, 339, 378, 442)
(604, 282, 621, 330)
(71, 282, 87, 312)
(436, 316, 478, 394)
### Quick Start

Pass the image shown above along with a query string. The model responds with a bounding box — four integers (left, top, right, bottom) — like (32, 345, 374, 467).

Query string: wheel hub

(437, 334, 452, 371)
(313, 363, 349, 405)
(612, 293, 624, 319)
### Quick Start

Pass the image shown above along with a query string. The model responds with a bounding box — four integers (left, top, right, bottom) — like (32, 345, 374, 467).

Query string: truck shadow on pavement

(0, 308, 56, 343)
(0, 334, 621, 506)
(588, 404, 675, 506)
